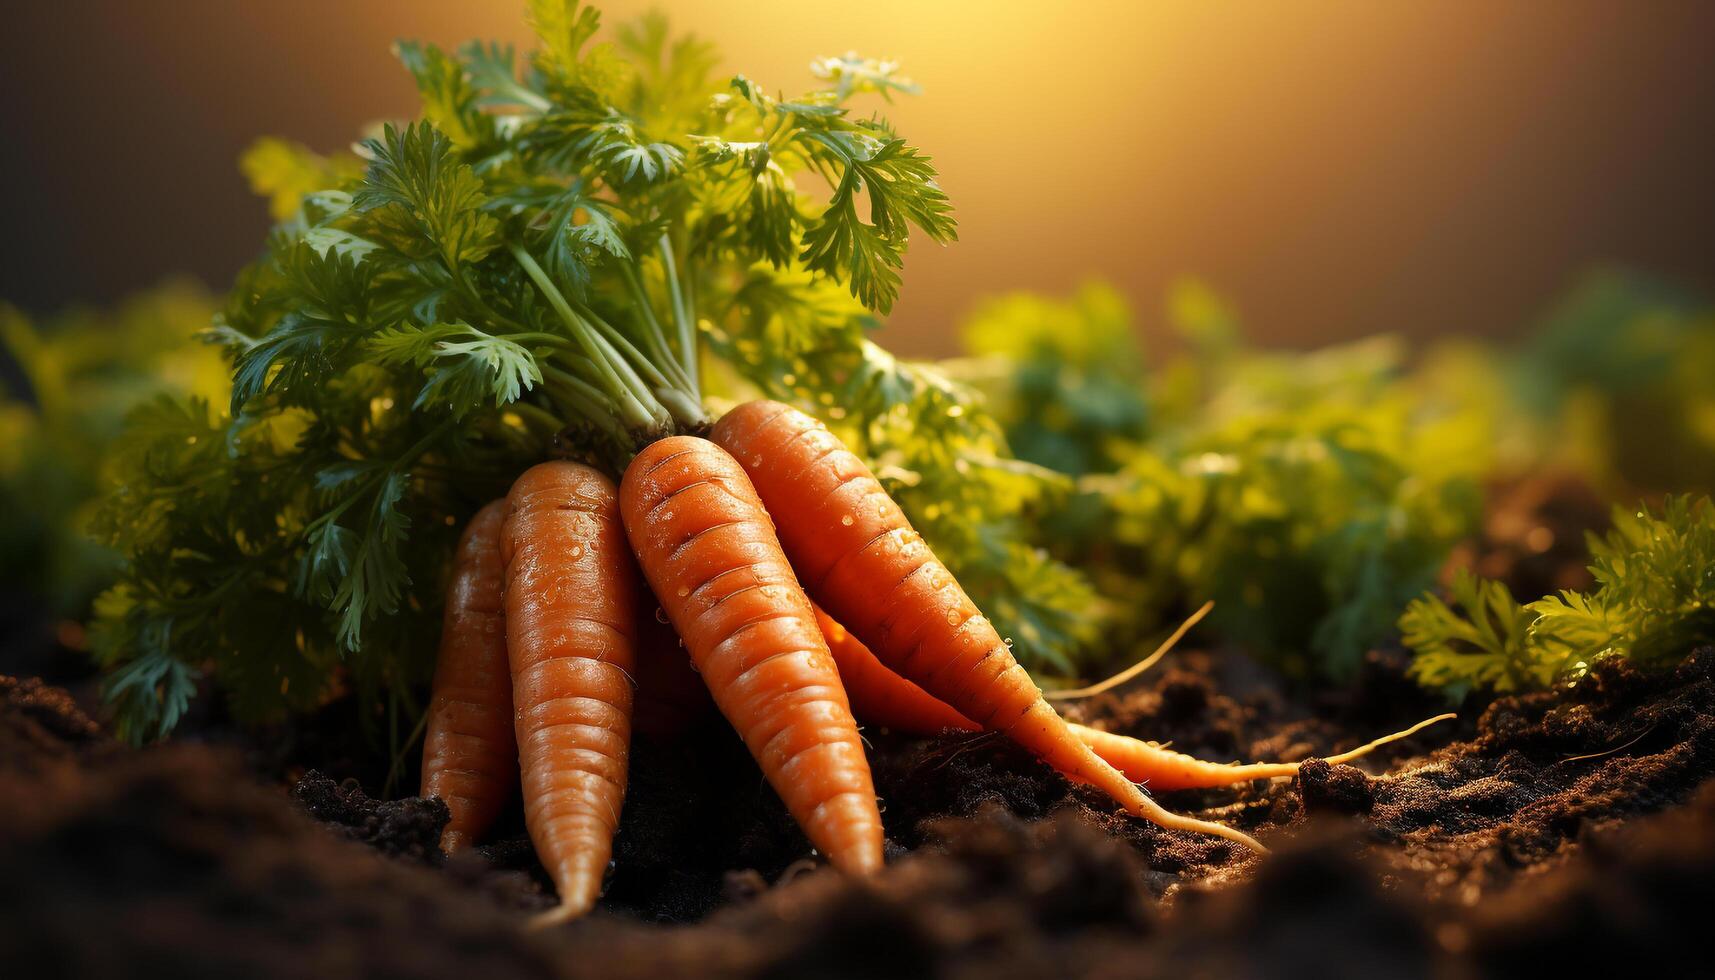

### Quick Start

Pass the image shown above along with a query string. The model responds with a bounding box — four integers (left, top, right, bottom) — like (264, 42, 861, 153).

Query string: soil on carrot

(4, 630, 1714, 978)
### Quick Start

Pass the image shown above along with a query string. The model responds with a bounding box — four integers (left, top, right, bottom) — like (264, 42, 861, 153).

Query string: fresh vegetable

(1067, 717, 1454, 792)
(93, 0, 991, 743)
(712, 399, 1264, 852)
(502, 461, 639, 922)
(1403, 495, 1715, 697)
(950, 281, 1490, 684)
(1, 283, 225, 622)
(816, 600, 1453, 791)
(420, 499, 515, 852)
(620, 436, 884, 874)
(814, 605, 974, 735)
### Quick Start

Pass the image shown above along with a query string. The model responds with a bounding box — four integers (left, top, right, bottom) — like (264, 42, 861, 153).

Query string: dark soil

(4, 637, 1713, 979)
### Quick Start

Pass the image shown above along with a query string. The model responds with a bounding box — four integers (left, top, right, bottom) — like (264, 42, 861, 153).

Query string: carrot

(620, 436, 884, 874)
(713, 400, 1264, 852)
(421, 500, 516, 853)
(815, 604, 978, 735)
(1068, 715, 1456, 791)
(501, 461, 641, 924)
(815, 602, 1454, 792)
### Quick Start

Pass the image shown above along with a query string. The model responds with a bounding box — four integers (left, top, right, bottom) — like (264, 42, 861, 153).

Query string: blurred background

(3, 0, 1713, 355)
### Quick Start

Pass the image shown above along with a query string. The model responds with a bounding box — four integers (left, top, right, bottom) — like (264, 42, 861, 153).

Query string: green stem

(505, 400, 564, 434)
(582, 310, 672, 393)
(658, 235, 699, 391)
(498, 331, 576, 348)
(542, 367, 628, 443)
(581, 307, 705, 426)
(619, 265, 695, 395)
(510, 243, 663, 430)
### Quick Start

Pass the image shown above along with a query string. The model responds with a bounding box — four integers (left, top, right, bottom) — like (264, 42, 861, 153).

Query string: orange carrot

(620, 436, 884, 874)
(815, 602, 1453, 792)
(1070, 716, 1456, 791)
(713, 400, 1264, 852)
(501, 461, 640, 924)
(815, 604, 977, 735)
(421, 500, 516, 853)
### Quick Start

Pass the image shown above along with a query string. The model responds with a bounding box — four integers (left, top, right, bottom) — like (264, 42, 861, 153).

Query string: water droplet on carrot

(841, 514, 854, 526)
(676, 586, 689, 597)
(568, 544, 584, 559)
(654, 607, 669, 624)
(945, 608, 960, 626)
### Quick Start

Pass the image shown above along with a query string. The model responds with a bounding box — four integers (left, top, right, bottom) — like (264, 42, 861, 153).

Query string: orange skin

(712, 400, 1264, 852)
(815, 605, 977, 735)
(817, 603, 1452, 791)
(421, 500, 516, 853)
(501, 462, 640, 924)
(620, 436, 884, 874)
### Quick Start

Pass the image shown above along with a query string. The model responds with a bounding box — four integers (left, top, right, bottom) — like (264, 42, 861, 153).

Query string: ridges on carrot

(420, 500, 515, 853)
(502, 461, 640, 926)
(817, 598, 1455, 793)
(713, 399, 1267, 853)
(620, 435, 885, 874)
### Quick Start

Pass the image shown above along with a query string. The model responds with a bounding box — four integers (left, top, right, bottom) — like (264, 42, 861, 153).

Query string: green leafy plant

(945, 281, 1489, 682)
(0, 284, 225, 620)
(92, 2, 1107, 742)
(958, 283, 1150, 477)
(1402, 496, 1715, 697)
(1516, 270, 1715, 493)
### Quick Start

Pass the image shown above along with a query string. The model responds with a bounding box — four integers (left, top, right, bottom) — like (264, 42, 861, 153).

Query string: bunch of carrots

(102, 1, 1455, 925)
(421, 399, 1450, 923)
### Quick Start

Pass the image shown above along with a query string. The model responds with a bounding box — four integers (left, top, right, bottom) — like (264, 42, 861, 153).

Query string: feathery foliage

(93, 4, 1099, 744)
(1403, 497, 1715, 696)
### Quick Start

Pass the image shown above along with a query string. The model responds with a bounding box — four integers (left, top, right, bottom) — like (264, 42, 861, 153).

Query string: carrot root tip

(526, 901, 590, 931)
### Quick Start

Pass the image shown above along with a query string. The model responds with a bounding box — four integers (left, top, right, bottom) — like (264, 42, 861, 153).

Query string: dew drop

(840, 514, 854, 526)
(654, 606, 670, 624)
(945, 608, 961, 626)
(1003, 637, 1014, 649)
(676, 586, 690, 598)
(751, 456, 763, 468)
(567, 543, 584, 559)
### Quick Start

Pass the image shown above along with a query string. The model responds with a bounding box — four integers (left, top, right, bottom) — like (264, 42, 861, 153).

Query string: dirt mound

(1, 647, 1712, 978)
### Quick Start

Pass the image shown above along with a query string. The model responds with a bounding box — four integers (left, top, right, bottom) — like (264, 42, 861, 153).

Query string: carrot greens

(91, 2, 1085, 742)
(1403, 496, 1715, 697)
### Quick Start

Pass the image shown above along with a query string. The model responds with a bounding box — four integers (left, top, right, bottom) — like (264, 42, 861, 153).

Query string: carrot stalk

(713, 400, 1265, 852)
(620, 436, 884, 873)
(421, 500, 516, 853)
(502, 462, 641, 925)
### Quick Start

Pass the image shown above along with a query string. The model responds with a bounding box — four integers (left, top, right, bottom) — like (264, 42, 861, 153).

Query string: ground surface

(4, 475, 1709, 977)
(3, 639, 1712, 979)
